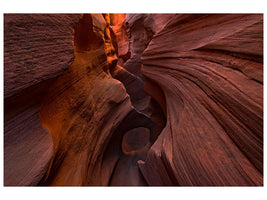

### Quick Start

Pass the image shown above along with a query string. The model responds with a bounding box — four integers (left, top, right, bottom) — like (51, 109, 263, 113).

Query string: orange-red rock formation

(4, 14, 263, 186)
(38, 14, 160, 186)
(140, 14, 263, 186)
(4, 14, 82, 186)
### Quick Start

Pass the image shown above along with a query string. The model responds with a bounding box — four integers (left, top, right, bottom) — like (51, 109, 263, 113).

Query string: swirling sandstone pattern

(4, 14, 263, 186)
(140, 14, 263, 186)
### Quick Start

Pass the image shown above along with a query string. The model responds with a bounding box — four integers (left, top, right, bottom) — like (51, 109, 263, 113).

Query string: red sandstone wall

(4, 14, 263, 186)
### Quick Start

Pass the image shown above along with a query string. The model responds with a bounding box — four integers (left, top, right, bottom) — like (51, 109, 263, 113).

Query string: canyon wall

(4, 14, 82, 186)
(4, 14, 263, 186)
(140, 14, 263, 186)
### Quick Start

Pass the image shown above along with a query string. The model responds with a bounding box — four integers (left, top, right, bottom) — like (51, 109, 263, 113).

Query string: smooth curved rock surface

(110, 14, 130, 66)
(38, 14, 156, 186)
(140, 14, 263, 186)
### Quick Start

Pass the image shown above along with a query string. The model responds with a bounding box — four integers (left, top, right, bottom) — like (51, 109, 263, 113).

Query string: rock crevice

(4, 14, 263, 186)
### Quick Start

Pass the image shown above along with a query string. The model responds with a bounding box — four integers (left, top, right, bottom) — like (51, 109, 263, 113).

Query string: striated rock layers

(4, 14, 82, 186)
(4, 14, 263, 186)
(140, 14, 263, 186)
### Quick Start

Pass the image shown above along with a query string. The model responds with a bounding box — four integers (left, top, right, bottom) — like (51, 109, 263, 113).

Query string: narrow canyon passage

(38, 14, 166, 186)
(4, 13, 263, 186)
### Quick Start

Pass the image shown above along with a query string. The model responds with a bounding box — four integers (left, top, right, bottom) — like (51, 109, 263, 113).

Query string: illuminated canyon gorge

(4, 14, 263, 186)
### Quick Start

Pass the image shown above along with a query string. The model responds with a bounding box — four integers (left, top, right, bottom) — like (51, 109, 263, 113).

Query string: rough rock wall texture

(39, 14, 160, 186)
(4, 14, 263, 186)
(4, 14, 82, 98)
(4, 14, 82, 186)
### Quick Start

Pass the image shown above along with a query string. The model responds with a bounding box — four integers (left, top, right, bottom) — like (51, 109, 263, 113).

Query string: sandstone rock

(4, 14, 82, 186)
(110, 14, 130, 66)
(4, 14, 82, 98)
(4, 81, 53, 186)
(38, 14, 156, 186)
(110, 14, 169, 127)
(140, 14, 263, 186)
(4, 14, 263, 187)
(122, 127, 150, 154)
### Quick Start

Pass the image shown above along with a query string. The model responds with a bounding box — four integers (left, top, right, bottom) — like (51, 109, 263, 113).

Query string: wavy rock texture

(4, 14, 263, 186)
(140, 14, 263, 186)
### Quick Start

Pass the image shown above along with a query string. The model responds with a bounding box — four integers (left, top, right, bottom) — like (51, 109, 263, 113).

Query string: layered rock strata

(4, 14, 263, 186)
(4, 14, 82, 186)
(140, 14, 263, 186)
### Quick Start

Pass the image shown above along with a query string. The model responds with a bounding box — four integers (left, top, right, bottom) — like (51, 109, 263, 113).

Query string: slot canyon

(4, 14, 263, 186)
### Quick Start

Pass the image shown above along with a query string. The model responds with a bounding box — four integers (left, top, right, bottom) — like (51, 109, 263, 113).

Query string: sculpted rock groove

(140, 14, 263, 186)
(4, 14, 263, 186)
